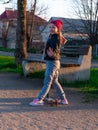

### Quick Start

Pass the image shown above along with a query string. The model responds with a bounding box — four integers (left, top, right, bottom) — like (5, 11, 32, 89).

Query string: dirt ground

(0, 73, 98, 130)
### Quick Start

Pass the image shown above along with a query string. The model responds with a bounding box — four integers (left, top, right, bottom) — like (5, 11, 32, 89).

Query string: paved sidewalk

(0, 73, 98, 130)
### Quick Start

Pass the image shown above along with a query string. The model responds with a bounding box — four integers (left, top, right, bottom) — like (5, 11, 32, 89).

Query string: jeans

(37, 60, 66, 100)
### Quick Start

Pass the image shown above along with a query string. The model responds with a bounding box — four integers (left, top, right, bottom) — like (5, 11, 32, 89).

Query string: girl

(29, 19, 68, 106)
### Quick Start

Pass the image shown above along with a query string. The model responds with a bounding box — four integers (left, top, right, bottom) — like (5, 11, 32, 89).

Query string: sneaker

(58, 99, 68, 105)
(29, 98, 44, 106)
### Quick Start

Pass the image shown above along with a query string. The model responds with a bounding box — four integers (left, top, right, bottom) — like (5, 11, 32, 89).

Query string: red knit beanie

(51, 20, 63, 31)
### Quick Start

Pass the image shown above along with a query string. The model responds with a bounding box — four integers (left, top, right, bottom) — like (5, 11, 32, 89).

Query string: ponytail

(58, 31, 63, 45)
(58, 31, 67, 45)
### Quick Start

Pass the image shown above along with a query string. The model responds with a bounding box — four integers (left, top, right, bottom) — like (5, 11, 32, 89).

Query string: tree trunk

(14, 0, 27, 64)
(2, 21, 11, 48)
(28, 0, 37, 49)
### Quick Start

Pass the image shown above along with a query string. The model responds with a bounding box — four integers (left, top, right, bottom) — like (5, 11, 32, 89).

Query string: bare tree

(0, 0, 12, 48)
(1, 0, 47, 63)
(26, 0, 48, 49)
(14, 0, 27, 64)
(72, 0, 98, 48)
(1, 0, 12, 4)
(28, 0, 37, 48)
(34, 2, 48, 20)
(2, 20, 11, 48)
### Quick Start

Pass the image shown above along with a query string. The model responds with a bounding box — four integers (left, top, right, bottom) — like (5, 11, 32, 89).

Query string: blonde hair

(58, 31, 63, 45)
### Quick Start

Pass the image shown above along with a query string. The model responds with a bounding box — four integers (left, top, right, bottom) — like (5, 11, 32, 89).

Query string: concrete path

(0, 73, 98, 130)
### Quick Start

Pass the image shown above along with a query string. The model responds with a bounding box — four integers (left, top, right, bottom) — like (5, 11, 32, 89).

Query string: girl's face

(49, 23, 58, 34)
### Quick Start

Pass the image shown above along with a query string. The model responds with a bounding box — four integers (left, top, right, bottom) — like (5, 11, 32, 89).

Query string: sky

(0, 0, 77, 20)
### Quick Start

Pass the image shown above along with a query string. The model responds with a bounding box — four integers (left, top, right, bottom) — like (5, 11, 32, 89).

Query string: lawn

(0, 56, 22, 73)
(63, 68, 98, 102)
(0, 55, 98, 101)
(0, 47, 15, 52)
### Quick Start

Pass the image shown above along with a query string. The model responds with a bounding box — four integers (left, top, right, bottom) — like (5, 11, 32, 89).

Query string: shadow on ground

(0, 73, 98, 113)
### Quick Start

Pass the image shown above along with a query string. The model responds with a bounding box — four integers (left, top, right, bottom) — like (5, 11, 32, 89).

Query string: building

(0, 8, 47, 48)
(41, 17, 98, 56)
(41, 17, 89, 44)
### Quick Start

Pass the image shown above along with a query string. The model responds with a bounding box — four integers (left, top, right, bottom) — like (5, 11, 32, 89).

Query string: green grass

(0, 47, 15, 52)
(28, 48, 40, 53)
(0, 56, 22, 73)
(0, 55, 44, 77)
(61, 68, 98, 102)
(0, 47, 40, 53)
(81, 68, 98, 101)
(29, 70, 45, 79)
(0, 55, 98, 101)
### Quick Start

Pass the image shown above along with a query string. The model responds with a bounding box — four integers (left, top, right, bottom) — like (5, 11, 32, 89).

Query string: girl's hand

(47, 47, 54, 57)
